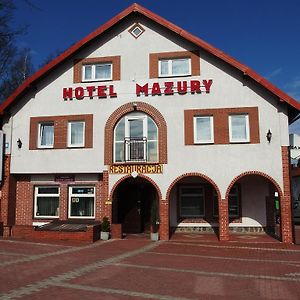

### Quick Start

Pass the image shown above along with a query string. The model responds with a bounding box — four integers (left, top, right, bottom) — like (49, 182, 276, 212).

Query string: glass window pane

(72, 187, 94, 194)
(70, 197, 94, 217)
(147, 141, 157, 162)
(40, 123, 54, 146)
(129, 119, 143, 138)
(196, 117, 211, 142)
(172, 58, 189, 75)
(70, 122, 84, 145)
(38, 187, 59, 194)
(84, 65, 92, 80)
(231, 115, 247, 140)
(181, 196, 204, 216)
(36, 196, 59, 216)
(148, 117, 157, 140)
(115, 142, 124, 162)
(115, 118, 125, 141)
(160, 60, 169, 75)
(95, 64, 111, 79)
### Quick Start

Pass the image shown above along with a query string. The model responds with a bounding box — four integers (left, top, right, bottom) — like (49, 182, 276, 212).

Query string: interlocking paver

(0, 233, 300, 300)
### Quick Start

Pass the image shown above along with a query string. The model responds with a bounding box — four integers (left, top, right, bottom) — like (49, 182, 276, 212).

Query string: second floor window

(229, 114, 250, 143)
(82, 63, 112, 81)
(193, 116, 214, 144)
(38, 122, 54, 148)
(68, 121, 85, 147)
(159, 58, 191, 77)
(114, 112, 158, 163)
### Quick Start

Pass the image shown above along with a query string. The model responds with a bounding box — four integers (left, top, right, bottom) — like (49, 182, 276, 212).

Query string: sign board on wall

(110, 164, 163, 174)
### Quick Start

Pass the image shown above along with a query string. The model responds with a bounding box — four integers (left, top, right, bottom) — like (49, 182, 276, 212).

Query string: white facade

(0, 4, 298, 237)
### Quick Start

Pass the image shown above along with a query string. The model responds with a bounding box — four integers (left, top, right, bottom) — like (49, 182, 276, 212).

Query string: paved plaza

(0, 232, 300, 300)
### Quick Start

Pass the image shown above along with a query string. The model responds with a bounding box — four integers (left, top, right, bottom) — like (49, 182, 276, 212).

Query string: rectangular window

(69, 186, 95, 218)
(68, 121, 85, 147)
(229, 114, 250, 143)
(34, 186, 59, 218)
(179, 185, 204, 217)
(82, 63, 112, 81)
(159, 58, 191, 77)
(38, 123, 54, 148)
(193, 116, 214, 144)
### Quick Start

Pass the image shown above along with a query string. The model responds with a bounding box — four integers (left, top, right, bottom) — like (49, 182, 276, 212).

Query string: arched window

(114, 112, 158, 163)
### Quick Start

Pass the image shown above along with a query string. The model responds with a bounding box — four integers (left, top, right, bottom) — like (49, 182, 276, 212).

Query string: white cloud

(265, 68, 282, 80)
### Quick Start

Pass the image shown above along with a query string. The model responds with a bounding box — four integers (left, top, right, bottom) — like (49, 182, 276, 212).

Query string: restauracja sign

(62, 79, 213, 100)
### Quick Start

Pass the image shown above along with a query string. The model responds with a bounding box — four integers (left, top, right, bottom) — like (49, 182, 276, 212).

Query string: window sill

(112, 161, 160, 165)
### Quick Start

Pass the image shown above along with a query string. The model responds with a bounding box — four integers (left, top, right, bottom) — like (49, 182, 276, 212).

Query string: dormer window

(82, 63, 112, 82)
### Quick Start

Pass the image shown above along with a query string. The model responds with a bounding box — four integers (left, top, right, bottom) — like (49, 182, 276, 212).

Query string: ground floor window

(179, 185, 205, 217)
(69, 186, 95, 218)
(34, 186, 59, 218)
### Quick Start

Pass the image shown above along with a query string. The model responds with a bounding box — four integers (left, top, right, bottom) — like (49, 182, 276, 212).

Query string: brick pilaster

(159, 199, 169, 240)
(101, 171, 111, 221)
(218, 198, 229, 241)
(59, 184, 68, 221)
(280, 146, 293, 243)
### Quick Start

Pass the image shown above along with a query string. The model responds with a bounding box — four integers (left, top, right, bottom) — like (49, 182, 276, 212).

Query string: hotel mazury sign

(62, 79, 213, 100)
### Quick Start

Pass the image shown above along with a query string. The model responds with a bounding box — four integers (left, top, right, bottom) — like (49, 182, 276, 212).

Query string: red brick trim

(104, 102, 167, 165)
(109, 174, 162, 201)
(225, 171, 283, 201)
(184, 107, 260, 145)
(29, 114, 93, 150)
(149, 50, 200, 78)
(165, 172, 221, 203)
(73, 56, 121, 83)
(281, 146, 293, 243)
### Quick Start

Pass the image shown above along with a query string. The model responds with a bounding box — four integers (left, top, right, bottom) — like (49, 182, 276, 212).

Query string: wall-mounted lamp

(17, 138, 22, 149)
(266, 129, 272, 143)
(133, 102, 137, 110)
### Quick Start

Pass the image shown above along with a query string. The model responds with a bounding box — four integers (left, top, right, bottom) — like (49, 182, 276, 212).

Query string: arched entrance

(226, 172, 283, 241)
(167, 173, 221, 238)
(112, 177, 159, 234)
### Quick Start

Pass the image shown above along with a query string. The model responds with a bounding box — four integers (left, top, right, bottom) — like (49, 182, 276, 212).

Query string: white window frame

(68, 121, 85, 148)
(229, 114, 250, 143)
(193, 116, 214, 144)
(82, 63, 112, 82)
(68, 186, 95, 219)
(38, 122, 54, 149)
(158, 57, 191, 77)
(179, 185, 205, 218)
(113, 113, 158, 163)
(34, 186, 60, 219)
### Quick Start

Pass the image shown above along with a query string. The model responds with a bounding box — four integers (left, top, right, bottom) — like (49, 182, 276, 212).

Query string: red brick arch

(104, 102, 167, 165)
(109, 174, 163, 201)
(165, 172, 221, 203)
(225, 171, 283, 201)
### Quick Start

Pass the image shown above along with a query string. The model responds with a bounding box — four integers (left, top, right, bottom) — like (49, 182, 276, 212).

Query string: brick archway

(225, 171, 283, 200)
(225, 171, 284, 242)
(104, 102, 167, 165)
(166, 172, 223, 240)
(109, 174, 162, 201)
(166, 172, 221, 202)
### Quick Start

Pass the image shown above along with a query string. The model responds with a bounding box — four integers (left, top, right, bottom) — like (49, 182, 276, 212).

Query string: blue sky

(13, 0, 300, 132)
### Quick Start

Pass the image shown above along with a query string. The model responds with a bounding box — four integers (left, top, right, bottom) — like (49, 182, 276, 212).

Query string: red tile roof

(1, 3, 299, 121)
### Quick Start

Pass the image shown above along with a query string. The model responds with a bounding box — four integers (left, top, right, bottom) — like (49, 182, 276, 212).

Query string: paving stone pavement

(0, 234, 300, 300)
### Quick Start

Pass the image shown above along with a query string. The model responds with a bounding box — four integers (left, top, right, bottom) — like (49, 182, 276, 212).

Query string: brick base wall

(11, 225, 101, 243)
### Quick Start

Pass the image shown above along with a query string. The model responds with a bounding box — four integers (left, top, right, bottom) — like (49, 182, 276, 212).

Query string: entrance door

(113, 178, 157, 234)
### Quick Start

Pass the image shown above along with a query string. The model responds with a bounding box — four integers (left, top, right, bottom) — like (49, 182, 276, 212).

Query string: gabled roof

(1, 3, 299, 121)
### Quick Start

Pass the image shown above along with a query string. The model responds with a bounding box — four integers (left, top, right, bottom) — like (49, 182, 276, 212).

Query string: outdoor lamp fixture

(17, 138, 22, 149)
(266, 129, 272, 143)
